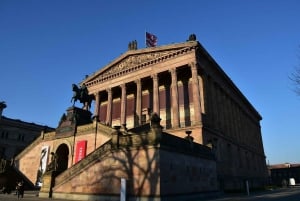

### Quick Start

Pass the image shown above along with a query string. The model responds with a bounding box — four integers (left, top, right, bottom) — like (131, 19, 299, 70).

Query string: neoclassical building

(13, 34, 268, 200)
(84, 35, 268, 189)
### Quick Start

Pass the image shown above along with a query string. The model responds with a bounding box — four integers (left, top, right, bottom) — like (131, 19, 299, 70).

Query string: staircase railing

(54, 140, 113, 186)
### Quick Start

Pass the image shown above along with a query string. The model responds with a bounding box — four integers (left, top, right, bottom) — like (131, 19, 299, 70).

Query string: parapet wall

(51, 129, 217, 201)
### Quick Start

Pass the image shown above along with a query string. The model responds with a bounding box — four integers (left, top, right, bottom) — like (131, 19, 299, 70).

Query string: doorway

(55, 144, 69, 172)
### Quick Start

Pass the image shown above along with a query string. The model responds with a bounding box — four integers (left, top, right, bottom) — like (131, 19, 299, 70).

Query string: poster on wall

(36, 146, 49, 186)
(75, 140, 87, 163)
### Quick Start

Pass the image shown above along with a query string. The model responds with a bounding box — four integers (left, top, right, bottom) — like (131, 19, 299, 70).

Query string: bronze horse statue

(71, 84, 93, 110)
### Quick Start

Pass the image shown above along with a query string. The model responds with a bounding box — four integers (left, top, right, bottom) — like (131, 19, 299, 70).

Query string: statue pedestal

(39, 171, 57, 198)
(56, 107, 92, 138)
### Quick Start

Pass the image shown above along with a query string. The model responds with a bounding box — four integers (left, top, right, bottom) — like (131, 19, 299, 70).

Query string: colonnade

(92, 63, 202, 129)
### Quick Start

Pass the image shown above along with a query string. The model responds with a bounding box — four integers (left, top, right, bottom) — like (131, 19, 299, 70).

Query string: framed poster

(36, 146, 49, 186)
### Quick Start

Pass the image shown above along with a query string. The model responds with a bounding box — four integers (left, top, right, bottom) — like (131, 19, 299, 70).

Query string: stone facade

(16, 108, 217, 201)
(83, 38, 268, 190)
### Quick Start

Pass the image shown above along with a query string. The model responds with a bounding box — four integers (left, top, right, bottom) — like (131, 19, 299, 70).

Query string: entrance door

(55, 144, 69, 172)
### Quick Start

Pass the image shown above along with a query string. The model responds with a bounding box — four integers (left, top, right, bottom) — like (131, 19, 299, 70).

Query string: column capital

(106, 88, 112, 93)
(151, 73, 158, 80)
(120, 83, 126, 89)
(169, 68, 177, 73)
(189, 61, 197, 69)
(169, 68, 177, 81)
(135, 78, 141, 85)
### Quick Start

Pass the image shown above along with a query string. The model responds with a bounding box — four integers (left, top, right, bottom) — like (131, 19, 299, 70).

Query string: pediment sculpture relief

(99, 50, 180, 78)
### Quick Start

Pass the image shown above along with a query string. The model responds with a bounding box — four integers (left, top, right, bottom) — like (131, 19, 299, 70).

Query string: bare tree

(289, 67, 300, 95)
(289, 48, 300, 95)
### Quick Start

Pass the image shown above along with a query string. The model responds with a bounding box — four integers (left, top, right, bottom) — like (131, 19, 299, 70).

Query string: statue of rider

(80, 84, 88, 102)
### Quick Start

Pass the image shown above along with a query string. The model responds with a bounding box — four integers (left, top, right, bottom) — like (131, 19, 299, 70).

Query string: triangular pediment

(100, 49, 181, 76)
(84, 41, 198, 84)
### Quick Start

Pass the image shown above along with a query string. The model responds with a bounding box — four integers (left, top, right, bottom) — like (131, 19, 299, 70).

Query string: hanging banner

(36, 146, 49, 186)
(75, 140, 87, 163)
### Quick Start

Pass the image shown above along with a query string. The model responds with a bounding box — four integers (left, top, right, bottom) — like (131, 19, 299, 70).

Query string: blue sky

(1, 0, 300, 165)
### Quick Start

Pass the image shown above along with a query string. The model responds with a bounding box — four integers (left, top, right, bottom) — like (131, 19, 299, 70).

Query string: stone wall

(15, 122, 112, 186)
(51, 131, 217, 201)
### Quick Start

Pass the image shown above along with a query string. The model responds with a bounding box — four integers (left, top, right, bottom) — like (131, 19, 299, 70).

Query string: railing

(54, 140, 113, 186)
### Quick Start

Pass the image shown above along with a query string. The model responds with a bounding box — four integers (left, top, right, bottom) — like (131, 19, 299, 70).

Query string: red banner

(75, 140, 87, 163)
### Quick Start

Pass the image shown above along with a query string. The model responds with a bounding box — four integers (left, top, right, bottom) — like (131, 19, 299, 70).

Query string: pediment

(102, 49, 179, 76)
(84, 41, 198, 85)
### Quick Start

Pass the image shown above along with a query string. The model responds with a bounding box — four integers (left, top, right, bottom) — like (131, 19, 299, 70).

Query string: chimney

(0, 101, 7, 119)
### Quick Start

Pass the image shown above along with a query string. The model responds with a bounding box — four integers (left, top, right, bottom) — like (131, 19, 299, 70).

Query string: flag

(146, 32, 157, 47)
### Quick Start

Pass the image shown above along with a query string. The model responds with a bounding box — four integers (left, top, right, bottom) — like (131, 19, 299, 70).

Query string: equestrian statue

(71, 83, 94, 111)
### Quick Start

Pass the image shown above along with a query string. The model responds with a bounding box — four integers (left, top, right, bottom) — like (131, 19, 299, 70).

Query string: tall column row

(93, 64, 202, 128)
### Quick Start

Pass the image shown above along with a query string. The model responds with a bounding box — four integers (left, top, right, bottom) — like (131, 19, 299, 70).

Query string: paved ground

(0, 187, 299, 201)
(204, 187, 300, 201)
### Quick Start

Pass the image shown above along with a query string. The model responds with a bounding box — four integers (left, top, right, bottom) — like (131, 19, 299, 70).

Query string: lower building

(0, 102, 54, 160)
(0, 102, 54, 192)
(268, 163, 300, 186)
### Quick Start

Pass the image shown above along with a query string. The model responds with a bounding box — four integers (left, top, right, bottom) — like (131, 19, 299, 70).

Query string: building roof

(268, 163, 300, 169)
(0, 115, 54, 131)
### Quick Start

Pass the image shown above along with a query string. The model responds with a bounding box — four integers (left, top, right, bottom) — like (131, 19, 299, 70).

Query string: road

(0, 187, 299, 201)
(204, 187, 300, 201)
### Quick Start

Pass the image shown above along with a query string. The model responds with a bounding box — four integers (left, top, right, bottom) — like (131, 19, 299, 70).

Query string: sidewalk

(1, 187, 300, 201)
(0, 191, 71, 201)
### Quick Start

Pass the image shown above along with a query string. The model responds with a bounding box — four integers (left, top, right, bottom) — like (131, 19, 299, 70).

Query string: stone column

(135, 79, 142, 125)
(106, 88, 112, 126)
(120, 84, 127, 125)
(190, 62, 202, 123)
(170, 68, 180, 128)
(198, 73, 205, 114)
(94, 92, 100, 119)
(152, 73, 160, 115)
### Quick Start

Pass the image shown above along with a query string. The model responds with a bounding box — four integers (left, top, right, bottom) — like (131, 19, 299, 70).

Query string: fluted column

(120, 84, 127, 125)
(106, 88, 112, 126)
(152, 74, 160, 115)
(170, 68, 180, 128)
(190, 62, 202, 123)
(135, 79, 142, 125)
(94, 92, 100, 120)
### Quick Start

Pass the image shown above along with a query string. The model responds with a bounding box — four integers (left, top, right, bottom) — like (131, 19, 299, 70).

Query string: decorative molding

(86, 46, 195, 87)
